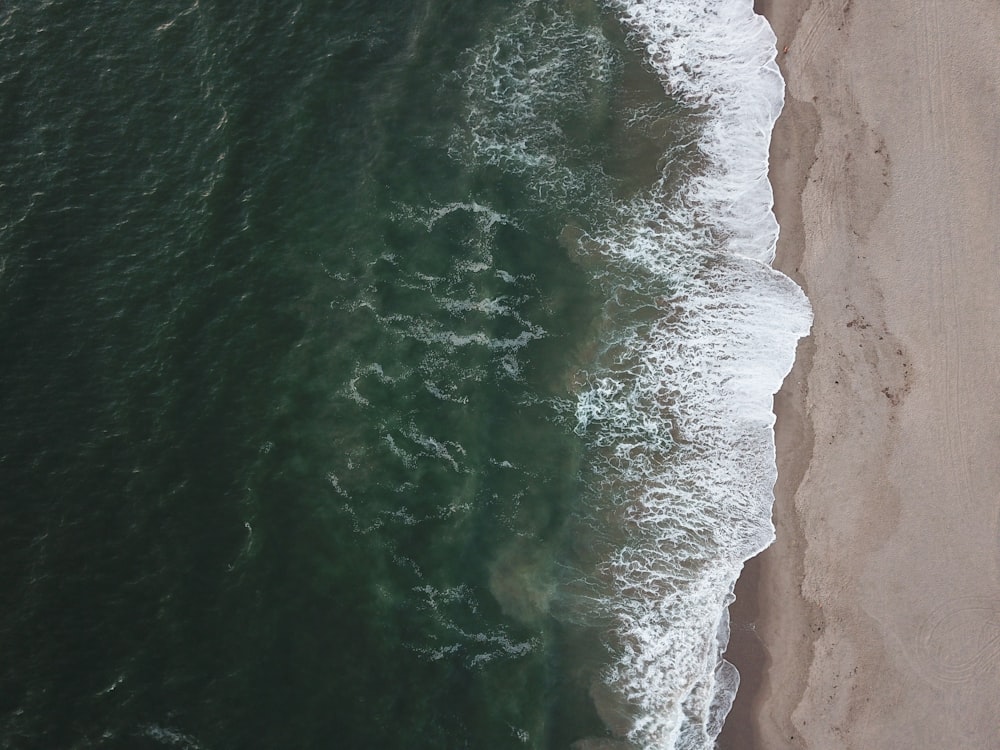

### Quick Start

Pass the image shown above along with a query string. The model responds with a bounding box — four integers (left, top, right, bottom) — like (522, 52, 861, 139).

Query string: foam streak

(571, 1, 812, 748)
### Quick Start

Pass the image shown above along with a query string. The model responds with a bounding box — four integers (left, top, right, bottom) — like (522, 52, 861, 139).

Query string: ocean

(0, 1, 810, 748)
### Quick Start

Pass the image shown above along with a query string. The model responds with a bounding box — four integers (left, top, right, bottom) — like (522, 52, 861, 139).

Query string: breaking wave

(557, 1, 812, 748)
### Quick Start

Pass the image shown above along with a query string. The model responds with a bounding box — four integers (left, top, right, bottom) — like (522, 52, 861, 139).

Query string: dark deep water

(0, 1, 684, 747)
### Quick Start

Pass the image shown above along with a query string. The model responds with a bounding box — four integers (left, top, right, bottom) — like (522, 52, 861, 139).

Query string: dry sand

(725, 0, 1000, 748)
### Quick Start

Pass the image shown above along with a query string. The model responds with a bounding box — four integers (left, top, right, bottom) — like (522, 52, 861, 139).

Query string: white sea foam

(408, 201, 521, 233)
(450, 3, 618, 208)
(564, 1, 812, 748)
(141, 724, 203, 749)
(573, 238, 809, 748)
(404, 424, 467, 473)
(424, 379, 469, 404)
(610, 0, 785, 264)
(385, 198, 548, 383)
(410, 584, 539, 669)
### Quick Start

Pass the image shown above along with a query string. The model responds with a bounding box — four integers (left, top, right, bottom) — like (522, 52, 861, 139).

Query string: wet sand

(724, 0, 1000, 747)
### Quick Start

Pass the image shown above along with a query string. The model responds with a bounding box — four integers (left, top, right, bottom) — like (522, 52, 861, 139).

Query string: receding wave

(554, 1, 812, 748)
(612, 0, 787, 263)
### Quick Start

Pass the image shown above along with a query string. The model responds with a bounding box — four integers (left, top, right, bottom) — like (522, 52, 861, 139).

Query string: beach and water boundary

(5, 0, 997, 747)
(724, 1, 1000, 747)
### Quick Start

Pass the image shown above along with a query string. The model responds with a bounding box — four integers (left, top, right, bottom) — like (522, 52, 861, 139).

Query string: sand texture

(751, 0, 1000, 747)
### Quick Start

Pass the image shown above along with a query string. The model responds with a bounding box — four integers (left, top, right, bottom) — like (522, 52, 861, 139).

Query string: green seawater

(0, 1, 689, 748)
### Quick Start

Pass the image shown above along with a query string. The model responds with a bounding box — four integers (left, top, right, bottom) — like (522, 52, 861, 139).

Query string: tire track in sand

(919, 0, 979, 517)
(916, 596, 1000, 683)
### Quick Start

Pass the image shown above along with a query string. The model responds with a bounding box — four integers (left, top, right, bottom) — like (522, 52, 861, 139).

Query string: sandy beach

(722, 0, 1000, 747)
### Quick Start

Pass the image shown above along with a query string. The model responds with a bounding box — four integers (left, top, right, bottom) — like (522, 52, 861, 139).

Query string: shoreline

(724, 0, 1000, 748)
(719, 2, 817, 746)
